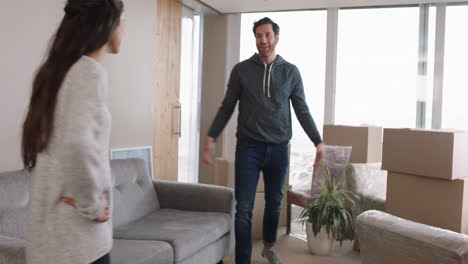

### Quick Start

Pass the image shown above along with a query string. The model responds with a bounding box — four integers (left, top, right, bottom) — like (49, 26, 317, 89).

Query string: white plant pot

(306, 223, 334, 255)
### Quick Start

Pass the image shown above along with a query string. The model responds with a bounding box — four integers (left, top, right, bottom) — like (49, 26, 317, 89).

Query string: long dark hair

(22, 0, 124, 170)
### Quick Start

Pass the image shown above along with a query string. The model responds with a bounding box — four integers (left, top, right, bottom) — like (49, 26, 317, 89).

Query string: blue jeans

(91, 253, 110, 264)
(234, 136, 289, 264)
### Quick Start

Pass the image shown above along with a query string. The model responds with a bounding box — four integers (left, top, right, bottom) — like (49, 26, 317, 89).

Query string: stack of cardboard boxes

(323, 125, 384, 251)
(382, 129, 468, 234)
(323, 125, 383, 164)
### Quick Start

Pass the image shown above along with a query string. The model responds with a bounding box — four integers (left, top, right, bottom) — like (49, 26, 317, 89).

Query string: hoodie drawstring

(263, 63, 274, 98)
(263, 63, 267, 96)
(268, 63, 273, 98)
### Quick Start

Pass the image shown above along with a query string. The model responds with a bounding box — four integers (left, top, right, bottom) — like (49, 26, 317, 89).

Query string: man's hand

(202, 136, 216, 165)
(313, 142, 326, 168)
(60, 193, 110, 222)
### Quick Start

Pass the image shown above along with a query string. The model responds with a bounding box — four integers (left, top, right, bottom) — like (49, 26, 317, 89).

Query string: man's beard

(258, 50, 273, 57)
(257, 41, 277, 57)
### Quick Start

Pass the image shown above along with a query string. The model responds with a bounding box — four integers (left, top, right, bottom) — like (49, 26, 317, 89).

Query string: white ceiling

(199, 0, 467, 14)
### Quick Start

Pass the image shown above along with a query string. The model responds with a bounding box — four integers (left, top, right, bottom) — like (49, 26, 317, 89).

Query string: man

(202, 17, 325, 264)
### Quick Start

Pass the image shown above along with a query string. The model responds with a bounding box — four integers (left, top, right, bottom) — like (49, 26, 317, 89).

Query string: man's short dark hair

(253, 17, 280, 36)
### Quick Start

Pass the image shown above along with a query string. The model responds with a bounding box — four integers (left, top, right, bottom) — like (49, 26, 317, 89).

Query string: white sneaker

(261, 249, 283, 264)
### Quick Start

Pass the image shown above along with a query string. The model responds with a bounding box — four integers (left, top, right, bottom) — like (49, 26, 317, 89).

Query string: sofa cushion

(0, 171, 30, 239)
(111, 239, 173, 264)
(0, 207, 28, 239)
(111, 159, 160, 227)
(0, 235, 26, 264)
(114, 209, 231, 262)
(177, 234, 230, 264)
(0, 170, 30, 209)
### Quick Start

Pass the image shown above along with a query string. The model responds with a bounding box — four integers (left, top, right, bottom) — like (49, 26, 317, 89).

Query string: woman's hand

(60, 196, 77, 207)
(60, 193, 110, 222)
(94, 205, 110, 222)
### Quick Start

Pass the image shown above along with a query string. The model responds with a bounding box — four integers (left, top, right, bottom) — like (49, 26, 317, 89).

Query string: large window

(178, 11, 201, 183)
(335, 7, 421, 128)
(424, 6, 436, 129)
(236, 4, 468, 190)
(241, 11, 326, 188)
(442, 5, 468, 130)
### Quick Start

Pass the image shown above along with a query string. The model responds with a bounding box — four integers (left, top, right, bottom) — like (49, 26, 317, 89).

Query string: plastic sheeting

(357, 210, 468, 264)
(346, 163, 387, 215)
(290, 148, 387, 212)
(311, 145, 352, 196)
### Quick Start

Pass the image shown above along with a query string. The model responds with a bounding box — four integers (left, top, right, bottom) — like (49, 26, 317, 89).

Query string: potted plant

(299, 162, 359, 255)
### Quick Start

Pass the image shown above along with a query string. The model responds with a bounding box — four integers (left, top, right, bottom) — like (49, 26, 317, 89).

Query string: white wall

(222, 15, 241, 188)
(103, 0, 157, 149)
(198, 14, 241, 184)
(0, 0, 157, 172)
(198, 15, 228, 184)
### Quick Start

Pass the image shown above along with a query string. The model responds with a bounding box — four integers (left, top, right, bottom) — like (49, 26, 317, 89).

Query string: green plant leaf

(302, 162, 359, 243)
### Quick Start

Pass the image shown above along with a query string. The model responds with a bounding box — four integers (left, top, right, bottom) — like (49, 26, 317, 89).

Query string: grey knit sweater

(26, 56, 113, 264)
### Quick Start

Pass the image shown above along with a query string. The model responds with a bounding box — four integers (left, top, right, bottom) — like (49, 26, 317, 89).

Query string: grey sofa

(357, 210, 468, 264)
(0, 158, 235, 264)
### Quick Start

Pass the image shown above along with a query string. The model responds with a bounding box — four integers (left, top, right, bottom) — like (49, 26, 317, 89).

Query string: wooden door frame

(154, 0, 182, 181)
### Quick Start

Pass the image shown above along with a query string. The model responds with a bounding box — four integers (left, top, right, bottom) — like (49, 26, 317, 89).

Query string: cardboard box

(215, 146, 290, 192)
(252, 189, 289, 240)
(323, 125, 383, 163)
(256, 171, 291, 193)
(215, 164, 289, 193)
(386, 172, 468, 234)
(382, 129, 468, 180)
(214, 158, 229, 187)
(217, 170, 286, 193)
(256, 172, 265, 192)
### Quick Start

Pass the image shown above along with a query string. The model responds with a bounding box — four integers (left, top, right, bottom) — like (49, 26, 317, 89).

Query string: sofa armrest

(357, 210, 468, 264)
(0, 235, 26, 264)
(153, 180, 236, 257)
(153, 180, 235, 214)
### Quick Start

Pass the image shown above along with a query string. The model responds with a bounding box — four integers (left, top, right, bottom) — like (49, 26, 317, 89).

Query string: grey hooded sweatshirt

(208, 54, 322, 146)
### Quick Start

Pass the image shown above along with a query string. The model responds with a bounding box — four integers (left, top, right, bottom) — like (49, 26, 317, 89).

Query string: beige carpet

(223, 227, 361, 264)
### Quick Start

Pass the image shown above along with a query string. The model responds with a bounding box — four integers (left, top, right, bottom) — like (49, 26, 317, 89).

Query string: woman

(21, 0, 125, 263)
